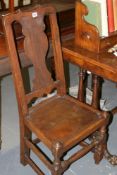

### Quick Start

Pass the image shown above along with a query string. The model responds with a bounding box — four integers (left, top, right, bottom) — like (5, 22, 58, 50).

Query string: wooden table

(62, 38, 117, 165)
(62, 39, 117, 83)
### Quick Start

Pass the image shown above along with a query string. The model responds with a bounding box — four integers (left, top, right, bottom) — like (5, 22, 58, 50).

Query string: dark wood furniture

(62, 1, 117, 165)
(3, 5, 109, 174)
(0, 0, 75, 149)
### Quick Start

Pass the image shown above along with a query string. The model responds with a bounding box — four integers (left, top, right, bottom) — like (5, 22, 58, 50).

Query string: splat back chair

(3, 6, 109, 175)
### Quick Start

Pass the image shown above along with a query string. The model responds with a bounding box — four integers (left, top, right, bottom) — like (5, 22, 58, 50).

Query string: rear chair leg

(20, 125, 31, 166)
(20, 68, 31, 165)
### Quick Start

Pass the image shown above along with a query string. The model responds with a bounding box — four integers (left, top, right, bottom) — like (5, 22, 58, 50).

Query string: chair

(0, 0, 75, 151)
(2, 5, 109, 174)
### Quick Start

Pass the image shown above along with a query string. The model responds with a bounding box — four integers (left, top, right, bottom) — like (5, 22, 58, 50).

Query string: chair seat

(25, 95, 105, 149)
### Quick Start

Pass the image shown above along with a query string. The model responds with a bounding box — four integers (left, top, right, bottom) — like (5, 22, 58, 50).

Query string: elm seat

(27, 95, 106, 149)
(3, 5, 109, 175)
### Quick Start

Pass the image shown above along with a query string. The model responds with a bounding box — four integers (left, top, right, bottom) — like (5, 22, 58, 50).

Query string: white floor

(0, 65, 117, 175)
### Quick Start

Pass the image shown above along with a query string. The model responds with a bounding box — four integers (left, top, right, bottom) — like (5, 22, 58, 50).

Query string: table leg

(91, 74, 103, 109)
(88, 75, 117, 165)
(78, 68, 87, 102)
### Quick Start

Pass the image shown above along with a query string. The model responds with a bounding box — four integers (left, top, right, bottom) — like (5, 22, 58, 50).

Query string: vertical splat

(20, 14, 54, 91)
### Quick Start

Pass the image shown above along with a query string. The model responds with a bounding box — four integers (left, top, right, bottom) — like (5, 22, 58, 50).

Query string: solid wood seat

(2, 5, 109, 174)
(27, 95, 105, 149)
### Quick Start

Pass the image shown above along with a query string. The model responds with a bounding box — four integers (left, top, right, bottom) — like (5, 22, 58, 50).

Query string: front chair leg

(94, 126, 107, 164)
(94, 111, 109, 164)
(52, 141, 63, 175)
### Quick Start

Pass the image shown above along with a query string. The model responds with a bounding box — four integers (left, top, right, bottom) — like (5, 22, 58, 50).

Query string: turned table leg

(91, 74, 103, 109)
(78, 68, 87, 102)
(86, 74, 117, 165)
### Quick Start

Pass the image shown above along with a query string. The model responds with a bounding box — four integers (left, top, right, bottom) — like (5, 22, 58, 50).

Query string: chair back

(3, 6, 66, 116)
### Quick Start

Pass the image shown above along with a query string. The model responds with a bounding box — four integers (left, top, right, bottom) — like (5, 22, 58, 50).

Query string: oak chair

(3, 5, 109, 174)
(0, 0, 75, 150)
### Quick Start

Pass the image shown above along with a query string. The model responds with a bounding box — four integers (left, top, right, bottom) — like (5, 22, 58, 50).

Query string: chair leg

(20, 125, 31, 166)
(94, 126, 107, 164)
(19, 68, 31, 165)
(52, 141, 63, 175)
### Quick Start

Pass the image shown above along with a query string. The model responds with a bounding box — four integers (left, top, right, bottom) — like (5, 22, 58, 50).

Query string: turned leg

(93, 111, 117, 166)
(94, 126, 107, 164)
(91, 74, 103, 109)
(78, 68, 87, 102)
(52, 141, 63, 175)
(94, 111, 109, 164)
(91, 75, 117, 165)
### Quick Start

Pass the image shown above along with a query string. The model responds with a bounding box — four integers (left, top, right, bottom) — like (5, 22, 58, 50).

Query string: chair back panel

(20, 14, 54, 90)
(3, 6, 66, 115)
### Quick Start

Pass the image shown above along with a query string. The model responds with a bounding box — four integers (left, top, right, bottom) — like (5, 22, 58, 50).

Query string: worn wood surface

(3, 5, 109, 174)
(62, 38, 117, 83)
(63, 1, 117, 166)
(0, 0, 75, 151)
(75, 1, 117, 53)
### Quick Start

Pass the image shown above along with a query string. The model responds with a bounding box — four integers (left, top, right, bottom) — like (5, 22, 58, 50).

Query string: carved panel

(20, 14, 53, 90)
